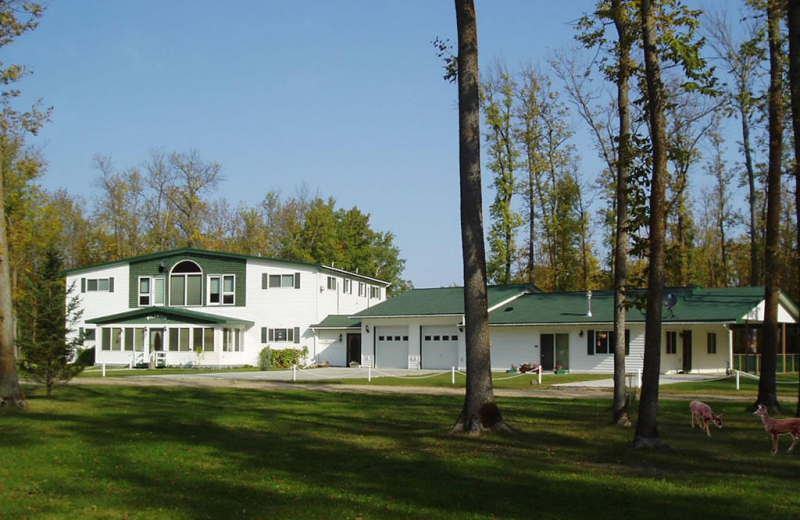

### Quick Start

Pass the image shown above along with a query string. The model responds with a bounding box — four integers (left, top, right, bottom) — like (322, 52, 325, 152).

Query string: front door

(682, 330, 692, 373)
(150, 329, 164, 351)
(541, 334, 555, 371)
(346, 333, 361, 366)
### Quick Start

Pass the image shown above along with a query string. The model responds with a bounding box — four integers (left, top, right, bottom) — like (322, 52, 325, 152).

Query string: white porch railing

(150, 351, 166, 368)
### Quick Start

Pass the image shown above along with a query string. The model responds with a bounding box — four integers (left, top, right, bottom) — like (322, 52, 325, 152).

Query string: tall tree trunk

(742, 111, 759, 287)
(786, 0, 800, 417)
(452, 0, 509, 434)
(758, 0, 783, 413)
(612, 0, 631, 428)
(634, 0, 667, 449)
(0, 144, 26, 408)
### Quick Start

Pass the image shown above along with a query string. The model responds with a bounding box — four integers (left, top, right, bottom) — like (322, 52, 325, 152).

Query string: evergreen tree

(17, 247, 85, 397)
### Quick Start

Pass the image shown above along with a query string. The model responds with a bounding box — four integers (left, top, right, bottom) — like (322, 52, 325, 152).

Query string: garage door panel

(375, 328, 409, 369)
(422, 327, 459, 370)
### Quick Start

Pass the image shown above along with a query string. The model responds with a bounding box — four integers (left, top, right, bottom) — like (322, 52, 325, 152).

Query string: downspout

(725, 323, 733, 375)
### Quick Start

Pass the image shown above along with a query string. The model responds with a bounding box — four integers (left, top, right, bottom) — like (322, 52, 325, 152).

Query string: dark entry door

(541, 334, 555, 371)
(346, 333, 362, 366)
(682, 330, 692, 373)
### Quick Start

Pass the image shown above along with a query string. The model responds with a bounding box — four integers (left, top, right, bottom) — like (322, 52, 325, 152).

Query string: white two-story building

(65, 248, 390, 368)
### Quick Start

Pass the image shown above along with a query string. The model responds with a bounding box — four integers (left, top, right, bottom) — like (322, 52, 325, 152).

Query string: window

(343, 279, 351, 293)
(223, 328, 242, 352)
(666, 331, 678, 354)
(153, 277, 165, 305)
(327, 276, 337, 290)
(111, 327, 122, 351)
(370, 286, 381, 299)
(170, 261, 202, 306)
(707, 332, 717, 354)
(83, 328, 96, 341)
(358, 282, 366, 297)
(209, 275, 235, 305)
(83, 277, 114, 292)
(586, 330, 630, 356)
(139, 277, 151, 306)
(267, 327, 300, 343)
(101, 328, 111, 351)
(268, 273, 298, 289)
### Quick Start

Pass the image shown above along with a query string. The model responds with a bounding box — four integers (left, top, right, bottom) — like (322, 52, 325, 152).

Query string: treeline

(8, 148, 411, 296)
(481, 0, 799, 304)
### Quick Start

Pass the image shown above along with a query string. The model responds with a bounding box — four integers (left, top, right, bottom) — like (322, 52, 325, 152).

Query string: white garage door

(375, 327, 409, 369)
(422, 327, 459, 370)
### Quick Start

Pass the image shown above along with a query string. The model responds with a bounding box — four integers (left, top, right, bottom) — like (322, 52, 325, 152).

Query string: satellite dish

(663, 293, 678, 309)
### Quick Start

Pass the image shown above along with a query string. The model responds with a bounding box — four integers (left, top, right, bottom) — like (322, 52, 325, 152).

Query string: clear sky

(10, 0, 734, 289)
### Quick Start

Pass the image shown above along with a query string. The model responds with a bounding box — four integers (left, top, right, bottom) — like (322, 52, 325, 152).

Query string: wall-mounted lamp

(579, 330, 584, 337)
(338, 334, 343, 342)
(158, 260, 166, 272)
(458, 325, 464, 333)
(365, 325, 370, 333)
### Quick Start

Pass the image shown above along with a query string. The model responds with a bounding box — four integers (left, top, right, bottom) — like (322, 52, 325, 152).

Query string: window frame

(208, 274, 236, 306)
(666, 331, 678, 354)
(707, 332, 717, 354)
(138, 277, 151, 306)
(169, 261, 203, 307)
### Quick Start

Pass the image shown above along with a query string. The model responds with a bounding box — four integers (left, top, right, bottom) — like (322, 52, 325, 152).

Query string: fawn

(753, 404, 800, 454)
(690, 400, 723, 437)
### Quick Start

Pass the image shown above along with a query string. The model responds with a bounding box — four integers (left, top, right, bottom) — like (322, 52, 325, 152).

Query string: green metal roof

(63, 247, 389, 285)
(311, 315, 362, 329)
(488, 286, 798, 325)
(354, 284, 539, 318)
(86, 307, 255, 327)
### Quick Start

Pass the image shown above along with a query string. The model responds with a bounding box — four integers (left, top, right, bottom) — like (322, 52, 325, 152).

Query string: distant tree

(17, 247, 85, 397)
(757, 0, 784, 412)
(451, 0, 509, 434)
(166, 149, 223, 248)
(788, 0, 800, 418)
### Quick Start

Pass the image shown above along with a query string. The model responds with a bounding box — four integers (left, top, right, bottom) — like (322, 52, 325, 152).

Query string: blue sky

(10, 0, 736, 288)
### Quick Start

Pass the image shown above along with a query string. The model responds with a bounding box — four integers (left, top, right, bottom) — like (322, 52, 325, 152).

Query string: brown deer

(690, 400, 723, 437)
(753, 404, 800, 455)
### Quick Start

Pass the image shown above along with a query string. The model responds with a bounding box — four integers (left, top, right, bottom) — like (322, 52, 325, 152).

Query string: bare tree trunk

(742, 113, 759, 287)
(788, 0, 800, 418)
(758, 0, 783, 413)
(634, 0, 667, 449)
(0, 146, 26, 408)
(612, 0, 631, 428)
(451, 0, 509, 435)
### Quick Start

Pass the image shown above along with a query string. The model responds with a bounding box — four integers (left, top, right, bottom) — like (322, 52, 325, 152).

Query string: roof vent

(586, 290, 593, 318)
(504, 306, 514, 312)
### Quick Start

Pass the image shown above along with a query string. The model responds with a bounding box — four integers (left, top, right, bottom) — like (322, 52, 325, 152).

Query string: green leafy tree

(0, 1, 48, 409)
(17, 247, 85, 397)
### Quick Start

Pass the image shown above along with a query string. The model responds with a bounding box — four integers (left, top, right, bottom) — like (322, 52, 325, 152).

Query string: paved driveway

(130, 367, 446, 382)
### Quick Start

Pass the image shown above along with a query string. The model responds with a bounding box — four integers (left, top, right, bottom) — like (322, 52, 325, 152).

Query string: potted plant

(507, 364, 519, 374)
(349, 361, 361, 368)
(554, 365, 566, 374)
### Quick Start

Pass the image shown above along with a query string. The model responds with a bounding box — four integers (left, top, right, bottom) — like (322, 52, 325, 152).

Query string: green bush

(258, 347, 272, 371)
(75, 347, 95, 366)
(269, 347, 308, 369)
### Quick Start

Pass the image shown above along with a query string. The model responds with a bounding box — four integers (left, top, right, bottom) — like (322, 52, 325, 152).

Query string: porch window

(111, 327, 122, 351)
(124, 328, 134, 351)
(204, 328, 215, 352)
(135, 328, 145, 352)
(666, 331, 678, 354)
(101, 328, 111, 350)
(707, 332, 717, 354)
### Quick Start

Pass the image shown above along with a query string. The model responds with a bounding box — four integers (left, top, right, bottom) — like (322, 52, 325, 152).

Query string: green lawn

(2, 385, 799, 520)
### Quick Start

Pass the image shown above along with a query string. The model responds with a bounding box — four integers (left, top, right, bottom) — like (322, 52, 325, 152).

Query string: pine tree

(17, 247, 85, 397)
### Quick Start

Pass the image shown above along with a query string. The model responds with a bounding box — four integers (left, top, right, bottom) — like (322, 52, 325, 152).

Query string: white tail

(690, 400, 723, 437)
(753, 404, 800, 454)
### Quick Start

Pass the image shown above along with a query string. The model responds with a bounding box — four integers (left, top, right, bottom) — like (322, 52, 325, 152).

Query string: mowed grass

(2, 385, 799, 520)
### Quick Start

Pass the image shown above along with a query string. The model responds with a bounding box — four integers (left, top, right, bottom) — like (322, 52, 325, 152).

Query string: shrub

(75, 347, 96, 366)
(270, 347, 309, 369)
(258, 347, 272, 371)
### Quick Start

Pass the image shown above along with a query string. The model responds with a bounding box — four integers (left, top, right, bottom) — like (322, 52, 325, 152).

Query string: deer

(690, 400, 723, 437)
(753, 404, 800, 455)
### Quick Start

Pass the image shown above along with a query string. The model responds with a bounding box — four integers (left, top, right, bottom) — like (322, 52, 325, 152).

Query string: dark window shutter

(81, 278, 86, 293)
(625, 329, 631, 356)
(268, 329, 274, 342)
(294, 273, 301, 289)
(261, 328, 267, 343)
(109, 278, 115, 292)
(262, 273, 268, 290)
(587, 330, 595, 356)
(294, 327, 300, 343)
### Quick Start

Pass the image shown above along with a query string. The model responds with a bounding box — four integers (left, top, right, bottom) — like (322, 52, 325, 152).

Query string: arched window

(170, 261, 203, 306)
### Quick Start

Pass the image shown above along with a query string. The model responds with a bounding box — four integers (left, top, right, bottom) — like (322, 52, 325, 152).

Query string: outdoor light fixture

(338, 334, 343, 342)
(579, 330, 584, 337)
(365, 325, 370, 333)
